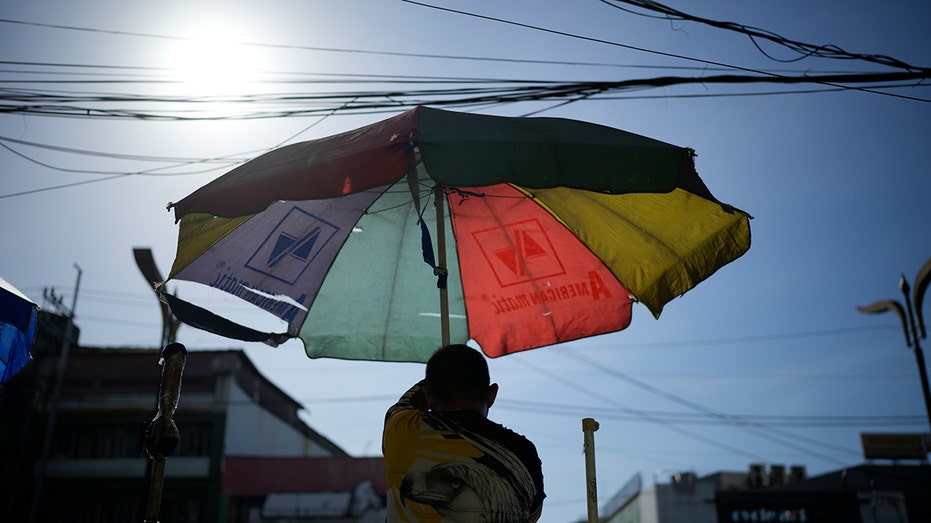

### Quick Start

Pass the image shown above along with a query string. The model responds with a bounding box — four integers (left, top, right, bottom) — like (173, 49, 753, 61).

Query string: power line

(399, 0, 930, 103)
(593, 83, 931, 101)
(0, 18, 677, 71)
(582, 325, 897, 350)
(618, 371, 912, 382)
(1, 13, 927, 125)
(398, 0, 775, 76)
(495, 399, 927, 428)
(515, 356, 772, 462)
(599, 0, 928, 73)
(0, 104, 353, 199)
(61, 392, 927, 428)
(0, 141, 236, 200)
(4, 70, 927, 122)
(0, 58, 883, 81)
(559, 350, 860, 461)
(0, 134, 250, 163)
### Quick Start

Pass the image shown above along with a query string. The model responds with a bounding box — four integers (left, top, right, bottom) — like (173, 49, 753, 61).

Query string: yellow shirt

(382, 381, 544, 523)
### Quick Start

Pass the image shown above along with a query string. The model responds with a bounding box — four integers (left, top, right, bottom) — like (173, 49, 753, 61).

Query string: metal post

(582, 417, 600, 523)
(857, 256, 931, 432)
(911, 339, 931, 432)
(434, 186, 450, 346)
(900, 277, 931, 432)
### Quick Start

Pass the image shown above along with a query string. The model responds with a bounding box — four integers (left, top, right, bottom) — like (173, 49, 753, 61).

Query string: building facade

(603, 463, 930, 523)
(0, 311, 387, 522)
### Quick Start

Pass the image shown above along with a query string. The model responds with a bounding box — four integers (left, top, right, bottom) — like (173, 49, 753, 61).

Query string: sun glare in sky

(167, 25, 261, 98)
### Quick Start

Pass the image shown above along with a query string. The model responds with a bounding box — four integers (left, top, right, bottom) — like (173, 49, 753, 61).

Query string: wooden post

(583, 417, 600, 523)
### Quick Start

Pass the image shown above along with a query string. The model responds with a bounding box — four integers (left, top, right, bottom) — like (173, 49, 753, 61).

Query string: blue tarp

(0, 277, 38, 385)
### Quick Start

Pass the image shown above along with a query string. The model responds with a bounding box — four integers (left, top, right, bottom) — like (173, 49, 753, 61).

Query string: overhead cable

(600, 0, 929, 73)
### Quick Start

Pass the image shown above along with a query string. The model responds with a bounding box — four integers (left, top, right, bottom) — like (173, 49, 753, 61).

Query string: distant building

(601, 463, 930, 523)
(224, 456, 386, 522)
(0, 311, 387, 522)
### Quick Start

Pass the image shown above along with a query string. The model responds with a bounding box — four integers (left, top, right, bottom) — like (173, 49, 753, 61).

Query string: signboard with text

(860, 433, 930, 460)
(716, 491, 860, 523)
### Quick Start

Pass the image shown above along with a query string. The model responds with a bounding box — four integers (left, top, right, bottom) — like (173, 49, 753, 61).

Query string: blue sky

(2, 1, 930, 521)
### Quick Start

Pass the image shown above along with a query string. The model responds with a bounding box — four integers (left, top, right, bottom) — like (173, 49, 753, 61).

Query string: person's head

(424, 344, 498, 416)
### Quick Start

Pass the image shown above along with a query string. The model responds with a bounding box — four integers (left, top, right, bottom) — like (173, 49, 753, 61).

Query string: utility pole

(30, 264, 82, 523)
(858, 256, 931, 432)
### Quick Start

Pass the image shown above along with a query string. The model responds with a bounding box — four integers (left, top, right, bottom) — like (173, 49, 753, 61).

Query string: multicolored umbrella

(0, 276, 38, 384)
(163, 106, 751, 361)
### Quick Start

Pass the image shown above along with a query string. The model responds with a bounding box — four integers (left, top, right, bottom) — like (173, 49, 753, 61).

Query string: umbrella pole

(434, 187, 450, 346)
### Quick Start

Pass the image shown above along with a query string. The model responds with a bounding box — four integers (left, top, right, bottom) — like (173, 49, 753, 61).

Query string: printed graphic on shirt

(401, 460, 527, 521)
(384, 409, 541, 523)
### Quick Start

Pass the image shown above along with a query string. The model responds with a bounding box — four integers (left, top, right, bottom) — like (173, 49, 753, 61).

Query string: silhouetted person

(383, 344, 545, 522)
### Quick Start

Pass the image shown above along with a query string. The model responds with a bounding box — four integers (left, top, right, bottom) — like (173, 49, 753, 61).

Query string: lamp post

(857, 256, 931, 432)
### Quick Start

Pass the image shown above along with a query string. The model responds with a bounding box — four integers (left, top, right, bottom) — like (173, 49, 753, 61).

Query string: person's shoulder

(492, 419, 535, 444)
(499, 422, 540, 456)
(384, 405, 425, 434)
(471, 413, 539, 451)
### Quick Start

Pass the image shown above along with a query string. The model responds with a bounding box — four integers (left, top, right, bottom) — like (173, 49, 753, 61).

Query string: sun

(167, 25, 261, 97)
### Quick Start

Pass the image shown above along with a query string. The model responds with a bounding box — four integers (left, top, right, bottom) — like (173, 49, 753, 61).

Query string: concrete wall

(223, 377, 333, 457)
(655, 481, 717, 523)
(605, 496, 643, 523)
(605, 479, 719, 523)
(639, 485, 660, 523)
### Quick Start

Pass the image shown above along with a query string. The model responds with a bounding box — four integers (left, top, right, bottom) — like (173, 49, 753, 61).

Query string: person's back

(382, 344, 545, 522)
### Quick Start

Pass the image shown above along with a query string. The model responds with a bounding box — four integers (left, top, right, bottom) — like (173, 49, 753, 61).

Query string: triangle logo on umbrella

(246, 206, 340, 285)
(473, 219, 566, 287)
(269, 228, 321, 267)
(493, 230, 548, 276)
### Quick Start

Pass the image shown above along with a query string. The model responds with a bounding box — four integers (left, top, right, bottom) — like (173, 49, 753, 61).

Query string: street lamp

(857, 256, 931, 432)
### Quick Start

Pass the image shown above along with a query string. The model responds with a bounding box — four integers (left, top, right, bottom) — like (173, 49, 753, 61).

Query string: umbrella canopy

(164, 106, 751, 361)
(0, 276, 38, 384)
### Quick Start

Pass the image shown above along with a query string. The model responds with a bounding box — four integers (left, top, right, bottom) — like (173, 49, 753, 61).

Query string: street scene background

(2, 1, 930, 521)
